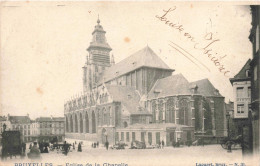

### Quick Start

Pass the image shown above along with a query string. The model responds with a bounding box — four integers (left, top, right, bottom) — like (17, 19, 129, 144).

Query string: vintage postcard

(0, 1, 259, 166)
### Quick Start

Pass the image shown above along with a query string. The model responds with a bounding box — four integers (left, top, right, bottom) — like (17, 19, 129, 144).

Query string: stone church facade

(64, 18, 226, 146)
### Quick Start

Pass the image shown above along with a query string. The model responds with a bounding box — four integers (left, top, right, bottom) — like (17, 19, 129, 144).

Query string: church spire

(111, 54, 115, 65)
(97, 14, 100, 25)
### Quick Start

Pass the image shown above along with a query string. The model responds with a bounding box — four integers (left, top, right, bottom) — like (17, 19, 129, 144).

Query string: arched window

(75, 114, 78, 132)
(92, 111, 96, 133)
(79, 113, 83, 133)
(70, 115, 73, 133)
(152, 101, 156, 123)
(179, 99, 189, 125)
(115, 106, 120, 126)
(65, 116, 69, 132)
(166, 98, 175, 123)
(85, 112, 89, 133)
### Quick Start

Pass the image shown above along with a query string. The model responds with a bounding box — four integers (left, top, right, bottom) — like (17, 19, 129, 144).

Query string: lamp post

(226, 112, 232, 153)
(226, 112, 230, 138)
(104, 131, 108, 142)
(3, 123, 6, 132)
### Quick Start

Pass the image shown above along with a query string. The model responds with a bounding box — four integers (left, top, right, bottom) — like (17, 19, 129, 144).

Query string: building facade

(230, 59, 253, 155)
(31, 117, 65, 142)
(249, 5, 260, 157)
(7, 114, 32, 142)
(64, 19, 226, 146)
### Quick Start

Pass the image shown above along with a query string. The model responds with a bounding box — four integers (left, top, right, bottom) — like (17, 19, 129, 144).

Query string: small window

(126, 132, 130, 142)
(132, 132, 136, 142)
(236, 87, 244, 98)
(237, 104, 244, 114)
(246, 70, 251, 77)
(121, 132, 124, 141)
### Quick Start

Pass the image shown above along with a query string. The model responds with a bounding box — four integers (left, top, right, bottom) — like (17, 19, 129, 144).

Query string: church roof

(35, 117, 52, 122)
(9, 116, 31, 124)
(98, 46, 173, 85)
(147, 74, 191, 99)
(230, 59, 251, 83)
(106, 84, 151, 115)
(190, 79, 223, 97)
(147, 74, 223, 100)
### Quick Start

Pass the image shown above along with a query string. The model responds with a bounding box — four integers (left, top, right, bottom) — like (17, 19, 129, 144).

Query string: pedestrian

(29, 143, 32, 150)
(159, 140, 161, 149)
(78, 143, 82, 152)
(63, 141, 69, 155)
(94, 142, 96, 148)
(162, 140, 164, 149)
(22, 142, 26, 153)
(105, 141, 109, 150)
(27, 142, 41, 159)
(39, 142, 44, 153)
(73, 143, 75, 150)
(97, 141, 99, 148)
(43, 146, 49, 153)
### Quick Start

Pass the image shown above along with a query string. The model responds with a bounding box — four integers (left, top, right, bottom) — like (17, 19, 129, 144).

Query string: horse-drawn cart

(220, 135, 242, 149)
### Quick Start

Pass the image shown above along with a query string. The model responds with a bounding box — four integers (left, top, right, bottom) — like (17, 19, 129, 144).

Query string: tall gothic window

(158, 100, 163, 123)
(152, 101, 156, 123)
(179, 99, 189, 125)
(166, 98, 175, 123)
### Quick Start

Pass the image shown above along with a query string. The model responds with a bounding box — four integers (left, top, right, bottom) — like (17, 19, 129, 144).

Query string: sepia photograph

(0, 1, 259, 166)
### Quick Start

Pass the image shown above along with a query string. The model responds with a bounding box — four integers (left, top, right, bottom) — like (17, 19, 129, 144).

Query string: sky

(0, 2, 252, 119)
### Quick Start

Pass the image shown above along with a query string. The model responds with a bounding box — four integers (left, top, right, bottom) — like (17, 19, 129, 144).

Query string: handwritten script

(155, 7, 230, 77)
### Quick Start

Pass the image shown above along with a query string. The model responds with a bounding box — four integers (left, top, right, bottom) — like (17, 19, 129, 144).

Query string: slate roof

(190, 79, 223, 97)
(106, 84, 151, 115)
(147, 74, 222, 100)
(98, 46, 174, 85)
(52, 117, 65, 122)
(35, 117, 52, 122)
(230, 59, 251, 83)
(35, 117, 64, 122)
(0, 116, 6, 121)
(147, 74, 191, 99)
(9, 116, 31, 124)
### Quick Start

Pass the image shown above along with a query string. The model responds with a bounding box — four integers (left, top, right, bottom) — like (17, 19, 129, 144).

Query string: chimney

(7, 113, 10, 121)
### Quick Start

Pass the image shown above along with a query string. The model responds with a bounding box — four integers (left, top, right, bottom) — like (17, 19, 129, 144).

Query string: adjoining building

(64, 18, 226, 146)
(31, 117, 65, 142)
(230, 59, 252, 155)
(249, 5, 260, 158)
(7, 114, 32, 142)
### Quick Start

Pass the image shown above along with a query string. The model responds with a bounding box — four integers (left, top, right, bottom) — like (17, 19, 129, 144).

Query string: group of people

(27, 142, 41, 159)
(91, 141, 99, 148)
(158, 140, 165, 149)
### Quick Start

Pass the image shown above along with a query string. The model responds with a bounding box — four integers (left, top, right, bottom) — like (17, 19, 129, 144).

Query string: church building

(64, 18, 226, 146)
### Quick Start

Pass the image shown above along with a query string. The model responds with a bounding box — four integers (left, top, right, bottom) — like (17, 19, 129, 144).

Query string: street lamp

(104, 131, 108, 142)
(3, 123, 6, 132)
(226, 112, 230, 138)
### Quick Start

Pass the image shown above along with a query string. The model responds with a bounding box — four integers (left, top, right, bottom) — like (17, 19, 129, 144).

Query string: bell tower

(83, 17, 112, 92)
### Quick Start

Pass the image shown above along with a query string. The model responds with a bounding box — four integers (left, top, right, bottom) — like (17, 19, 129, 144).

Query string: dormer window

(246, 69, 251, 77)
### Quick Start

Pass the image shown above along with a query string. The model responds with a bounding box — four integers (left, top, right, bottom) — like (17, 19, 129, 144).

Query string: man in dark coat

(63, 141, 69, 155)
(105, 141, 109, 150)
(77, 143, 82, 152)
(27, 142, 41, 159)
(162, 140, 165, 149)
